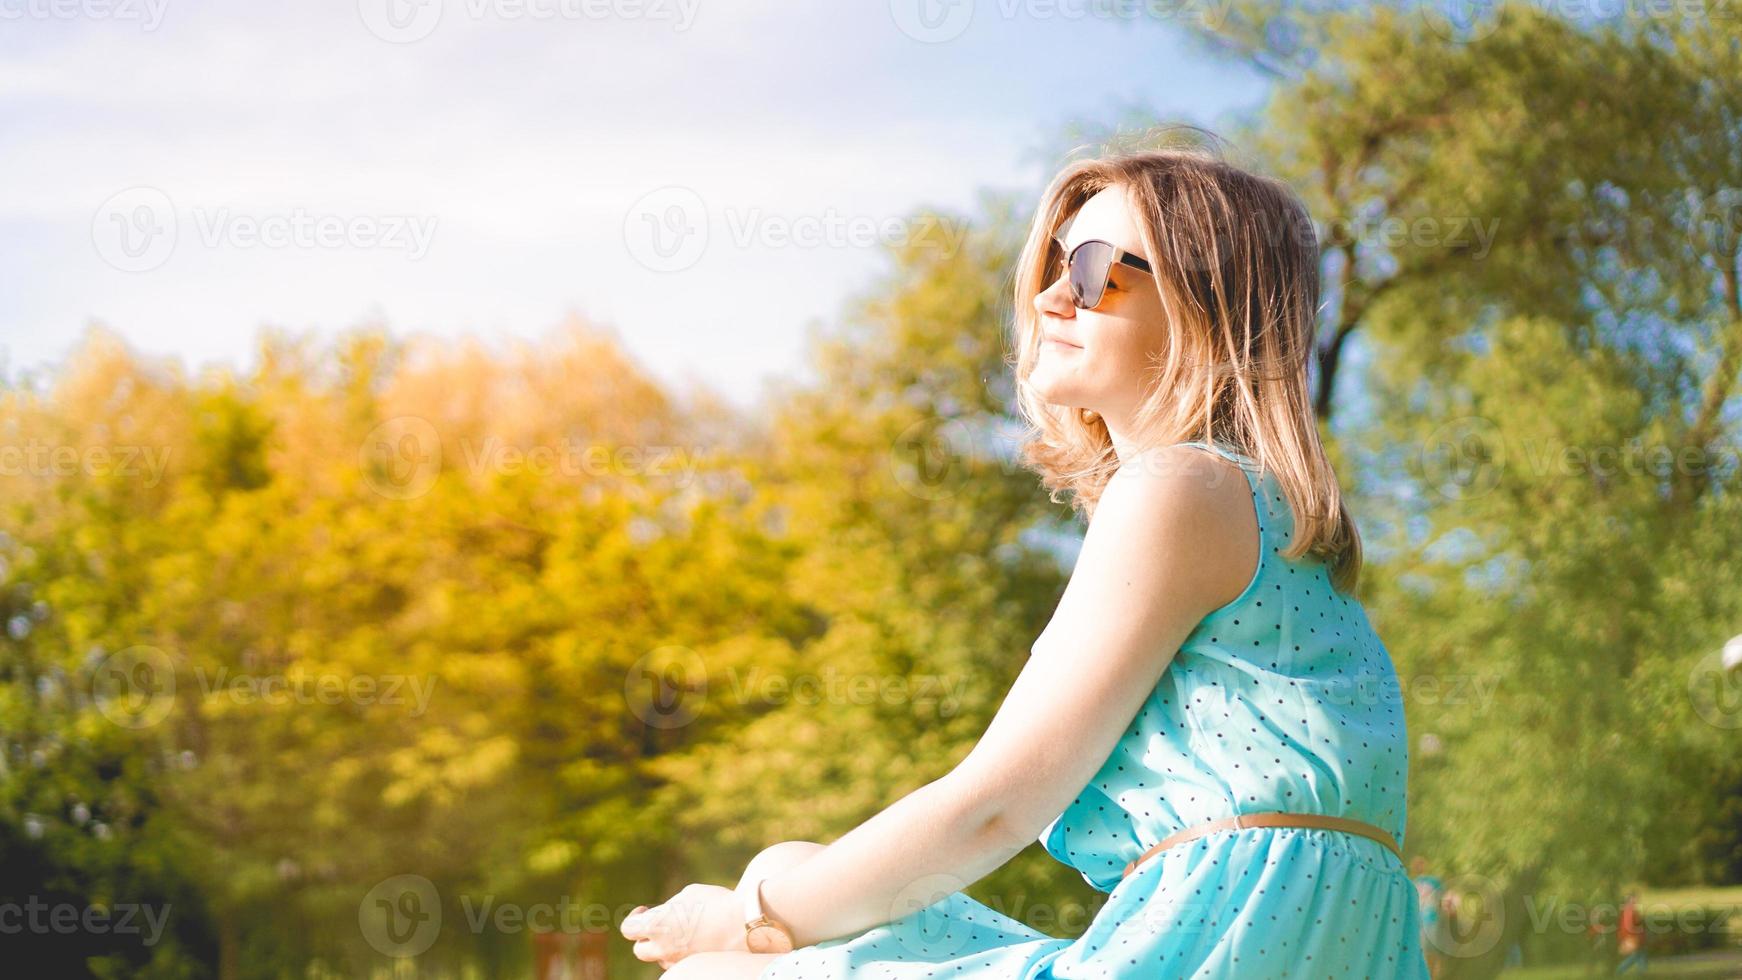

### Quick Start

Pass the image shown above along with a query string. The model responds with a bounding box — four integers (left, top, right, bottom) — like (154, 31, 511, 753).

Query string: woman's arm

(756, 445, 1256, 947)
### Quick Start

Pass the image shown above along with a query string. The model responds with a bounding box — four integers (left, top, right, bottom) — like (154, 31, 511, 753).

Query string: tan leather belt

(1121, 811, 1404, 880)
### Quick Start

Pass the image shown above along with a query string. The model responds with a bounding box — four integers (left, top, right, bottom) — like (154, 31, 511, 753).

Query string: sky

(0, 0, 1271, 410)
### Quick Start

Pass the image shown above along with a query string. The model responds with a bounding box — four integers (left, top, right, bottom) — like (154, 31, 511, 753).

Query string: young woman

(621, 146, 1430, 979)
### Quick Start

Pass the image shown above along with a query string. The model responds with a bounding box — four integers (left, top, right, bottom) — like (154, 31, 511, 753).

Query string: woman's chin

(1030, 374, 1085, 411)
(1039, 394, 1090, 416)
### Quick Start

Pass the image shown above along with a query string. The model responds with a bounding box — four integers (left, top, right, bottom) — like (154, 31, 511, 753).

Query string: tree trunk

(216, 909, 240, 980)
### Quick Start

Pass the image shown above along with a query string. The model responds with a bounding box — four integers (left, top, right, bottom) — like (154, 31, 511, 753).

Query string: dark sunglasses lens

(1069, 241, 1114, 309)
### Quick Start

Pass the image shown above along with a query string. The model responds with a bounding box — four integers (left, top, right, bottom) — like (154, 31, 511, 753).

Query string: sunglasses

(1048, 234, 1154, 310)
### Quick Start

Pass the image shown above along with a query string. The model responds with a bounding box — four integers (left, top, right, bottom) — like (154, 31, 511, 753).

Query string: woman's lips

(1043, 337, 1083, 350)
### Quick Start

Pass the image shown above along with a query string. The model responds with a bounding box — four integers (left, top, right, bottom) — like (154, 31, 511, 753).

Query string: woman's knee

(662, 952, 778, 980)
(739, 840, 826, 890)
(659, 952, 720, 980)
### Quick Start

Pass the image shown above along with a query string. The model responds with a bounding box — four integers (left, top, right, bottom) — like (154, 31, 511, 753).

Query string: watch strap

(743, 877, 795, 953)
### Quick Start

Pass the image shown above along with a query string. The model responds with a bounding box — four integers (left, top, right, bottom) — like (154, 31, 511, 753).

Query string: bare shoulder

(1094, 444, 1259, 611)
(1113, 442, 1235, 484)
(1105, 444, 1251, 515)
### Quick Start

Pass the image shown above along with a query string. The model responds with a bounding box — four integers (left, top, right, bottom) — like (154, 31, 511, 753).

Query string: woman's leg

(736, 840, 827, 896)
(661, 950, 790, 980)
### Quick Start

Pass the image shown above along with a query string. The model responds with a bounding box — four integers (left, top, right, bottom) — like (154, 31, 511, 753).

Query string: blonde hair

(1010, 144, 1364, 594)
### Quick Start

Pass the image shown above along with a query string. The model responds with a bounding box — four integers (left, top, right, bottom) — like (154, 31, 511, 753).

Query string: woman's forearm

(753, 776, 1029, 948)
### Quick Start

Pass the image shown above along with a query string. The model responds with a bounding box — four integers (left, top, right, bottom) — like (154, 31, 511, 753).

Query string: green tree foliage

(0, 323, 838, 977)
(1182, 3, 1742, 973)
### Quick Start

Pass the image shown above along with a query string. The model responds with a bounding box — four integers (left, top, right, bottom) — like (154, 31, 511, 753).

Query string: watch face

(747, 923, 794, 954)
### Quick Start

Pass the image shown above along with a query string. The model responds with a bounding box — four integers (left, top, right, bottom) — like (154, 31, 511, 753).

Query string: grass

(1502, 956, 1742, 979)
(1496, 885, 1742, 979)
(1637, 885, 1742, 912)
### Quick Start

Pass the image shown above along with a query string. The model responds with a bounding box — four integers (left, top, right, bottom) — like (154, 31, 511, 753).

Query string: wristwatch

(743, 877, 796, 954)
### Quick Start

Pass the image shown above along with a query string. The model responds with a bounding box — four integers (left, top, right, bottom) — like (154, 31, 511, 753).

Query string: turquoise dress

(760, 440, 1429, 979)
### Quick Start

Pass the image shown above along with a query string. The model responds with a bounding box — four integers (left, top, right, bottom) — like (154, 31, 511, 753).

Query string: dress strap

(1171, 438, 1256, 470)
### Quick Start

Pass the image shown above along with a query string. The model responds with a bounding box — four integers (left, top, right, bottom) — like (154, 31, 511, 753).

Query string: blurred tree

(0, 322, 834, 977)
(1177, 3, 1742, 975)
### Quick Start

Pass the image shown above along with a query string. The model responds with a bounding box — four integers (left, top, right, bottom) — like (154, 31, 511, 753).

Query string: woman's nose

(1034, 272, 1075, 318)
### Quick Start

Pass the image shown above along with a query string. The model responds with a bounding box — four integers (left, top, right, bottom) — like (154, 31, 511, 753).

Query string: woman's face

(1029, 185, 1170, 423)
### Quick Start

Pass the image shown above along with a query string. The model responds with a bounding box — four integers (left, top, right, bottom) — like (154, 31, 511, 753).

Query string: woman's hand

(620, 882, 747, 969)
